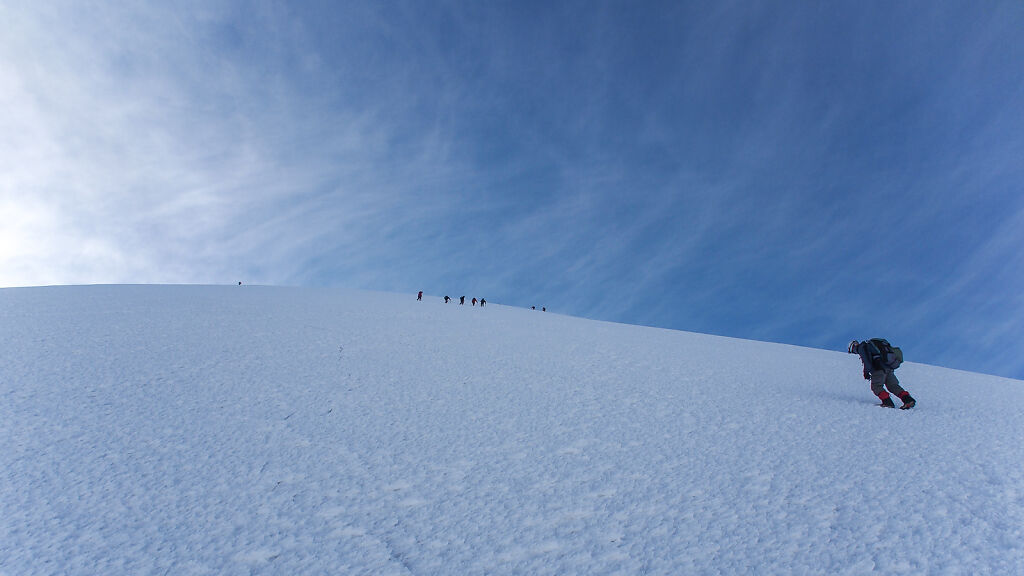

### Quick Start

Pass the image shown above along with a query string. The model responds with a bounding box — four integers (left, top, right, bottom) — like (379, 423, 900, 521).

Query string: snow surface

(2, 285, 1023, 575)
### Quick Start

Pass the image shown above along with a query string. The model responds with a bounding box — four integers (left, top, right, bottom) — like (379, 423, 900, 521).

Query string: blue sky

(3, 1, 1023, 380)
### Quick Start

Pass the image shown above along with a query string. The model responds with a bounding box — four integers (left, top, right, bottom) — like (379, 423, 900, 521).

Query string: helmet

(847, 340, 859, 354)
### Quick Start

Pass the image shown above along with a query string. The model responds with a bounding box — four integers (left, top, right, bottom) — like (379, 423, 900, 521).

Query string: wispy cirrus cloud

(1, 1, 469, 287)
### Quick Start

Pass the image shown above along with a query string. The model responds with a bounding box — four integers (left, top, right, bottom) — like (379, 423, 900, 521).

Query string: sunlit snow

(2, 285, 1022, 574)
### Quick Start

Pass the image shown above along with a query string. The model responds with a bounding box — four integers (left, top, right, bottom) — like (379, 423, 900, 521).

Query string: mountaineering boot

(898, 392, 916, 410)
(878, 394, 896, 408)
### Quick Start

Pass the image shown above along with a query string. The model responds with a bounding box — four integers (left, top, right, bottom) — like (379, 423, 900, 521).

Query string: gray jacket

(855, 340, 885, 373)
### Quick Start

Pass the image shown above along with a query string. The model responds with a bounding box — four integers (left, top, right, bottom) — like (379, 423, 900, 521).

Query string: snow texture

(2, 285, 1023, 575)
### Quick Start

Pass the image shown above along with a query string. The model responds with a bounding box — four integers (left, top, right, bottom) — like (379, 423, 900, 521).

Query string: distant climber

(472, 298, 477, 306)
(460, 296, 465, 305)
(444, 296, 451, 303)
(417, 291, 423, 301)
(480, 298, 486, 307)
(848, 339, 915, 409)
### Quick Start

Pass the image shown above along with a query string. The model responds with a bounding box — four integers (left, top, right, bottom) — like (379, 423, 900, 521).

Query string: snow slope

(2, 285, 1023, 575)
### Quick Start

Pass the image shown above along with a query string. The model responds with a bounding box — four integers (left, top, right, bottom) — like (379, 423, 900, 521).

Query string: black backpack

(868, 338, 903, 369)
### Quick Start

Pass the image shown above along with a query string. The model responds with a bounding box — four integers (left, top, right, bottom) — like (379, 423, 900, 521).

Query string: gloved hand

(863, 369, 871, 380)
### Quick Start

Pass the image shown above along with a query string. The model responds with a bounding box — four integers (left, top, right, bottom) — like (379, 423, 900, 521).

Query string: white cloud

(0, 1, 463, 287)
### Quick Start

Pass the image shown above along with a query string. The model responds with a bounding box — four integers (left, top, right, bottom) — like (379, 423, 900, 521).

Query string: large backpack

(869, 338, 903, 370)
